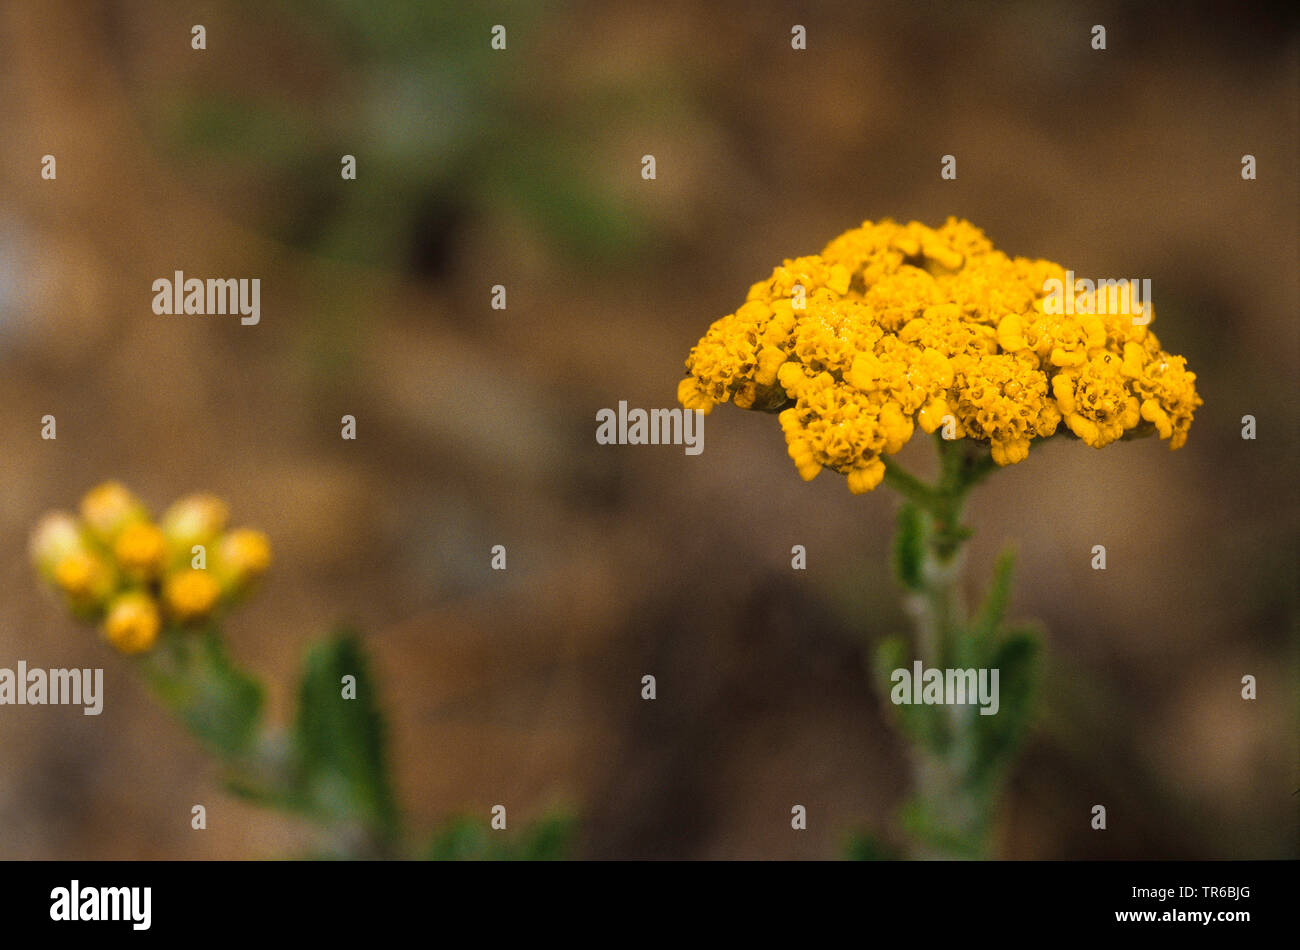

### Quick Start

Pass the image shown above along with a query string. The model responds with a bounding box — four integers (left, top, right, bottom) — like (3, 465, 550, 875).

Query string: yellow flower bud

(675, 377, 715, 413)
(754, 346, 787, 387)
(892, 233, 921, 258)
(30, 512, 89, 580)
(776, 361, 807, 393)
(160, 494, 229, 557)
(827, 264, 852, 296)
(1081, 316, 1107, 350)
(102, 591, 161, 655)
(1120, 342, 1145, 378)
(1051, 375, 1075, 415)
(795, 460, 822, 481)
(217, 528, 271, 594)
(846, 459, 885, 494)
(163, 570, 222, 623)
(1140, 398, 1173, 440)
(786, 437, 821, 481)
(80, 482, 147, 544)
(996, 314, 1027, 352)
(113, 521, 167, 580)
(845, 352, 883, 391)
(991, 437, 1030, 466)
(917, 398, 951, 435)
(1065, 412, 1100, 445)
(878, 402, 913, 454)
(921, 239, 963, 271)
(1049, 346, 1086, 367)
(53, 551, 117, 613)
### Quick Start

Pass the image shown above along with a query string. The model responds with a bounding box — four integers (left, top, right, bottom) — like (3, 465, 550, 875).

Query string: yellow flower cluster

(678, 218, 1201, 492)
(30, 482, 271, 654)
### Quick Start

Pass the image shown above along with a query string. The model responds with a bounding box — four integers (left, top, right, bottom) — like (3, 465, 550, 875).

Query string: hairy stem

(888, 436, 995, 858)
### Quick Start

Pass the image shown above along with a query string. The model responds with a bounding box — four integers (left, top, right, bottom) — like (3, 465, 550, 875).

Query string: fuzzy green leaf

(891, 502, 926, 591)
(959, 548, 1017, 667)
(291, 632, 399, 840)
(875, 634, 948, 752)
(970, 628, 1040, 782)
(975, 549, 1016, 636)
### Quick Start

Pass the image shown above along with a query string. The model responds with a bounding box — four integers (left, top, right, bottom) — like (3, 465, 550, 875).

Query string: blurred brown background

(0, 0, 1296, 859)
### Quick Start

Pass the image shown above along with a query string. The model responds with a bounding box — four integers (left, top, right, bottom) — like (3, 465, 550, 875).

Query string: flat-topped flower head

(679, 217, 1202, 492)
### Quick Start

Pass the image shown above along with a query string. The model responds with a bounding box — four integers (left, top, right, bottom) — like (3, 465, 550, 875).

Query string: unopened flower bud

(30, 512, 89, 581)
(217, 528, 272, 594)
(53, 551, 118, 615)
(113, 521, 167, 580)
(80, 482, 148, 544)
(163, 569, 222, 624)
(161, 494, 229, 559)
(102, 591, 161, 654)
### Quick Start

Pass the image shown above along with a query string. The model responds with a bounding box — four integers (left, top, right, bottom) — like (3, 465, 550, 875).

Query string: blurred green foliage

(426, 813, 576, 861)
(141, 628, 264, 760)
(150, 0, 656, 270)
(141, 625, 572, 859)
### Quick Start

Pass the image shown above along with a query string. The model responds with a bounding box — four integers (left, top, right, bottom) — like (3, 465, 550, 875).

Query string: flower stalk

(879, 436, 1034, 859)
(886, 438, 985, 857)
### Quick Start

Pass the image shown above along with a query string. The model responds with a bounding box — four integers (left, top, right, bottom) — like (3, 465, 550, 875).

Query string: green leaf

(875, 634, 947, 752)
(517, 813, 577, 861)
(843, 828, 903, 861)
(898, 794, 986, 859)
(141, 629, 264, 759)
(891, 502, 925, 591)
(961, 547, 1016, 665)
(425, 816, 492, 861)
(425, 812, 575, 861)
(291, 632, 399, 840)
(970, 629, 1041, 783)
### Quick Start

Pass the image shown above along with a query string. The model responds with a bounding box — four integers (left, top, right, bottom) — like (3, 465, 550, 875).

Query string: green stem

(138, 627, 396, 859)
(887, 436, 995, 858)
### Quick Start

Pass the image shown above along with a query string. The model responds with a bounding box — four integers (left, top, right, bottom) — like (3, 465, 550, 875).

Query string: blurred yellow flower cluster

(30, 483, 271, 654)
(677, 218, 1202, 492)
